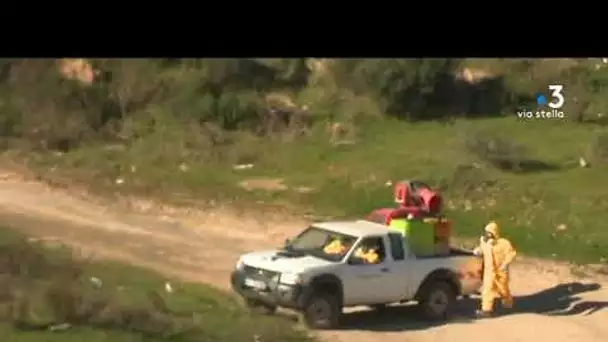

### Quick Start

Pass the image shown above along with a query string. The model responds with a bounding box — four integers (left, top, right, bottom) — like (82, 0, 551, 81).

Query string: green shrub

(562, 60, 608, 123)
(464, 130, 530, 171)
(2, 57, 608, 155)
(329, 59, 462, 120)
(591, 131, 608, 164)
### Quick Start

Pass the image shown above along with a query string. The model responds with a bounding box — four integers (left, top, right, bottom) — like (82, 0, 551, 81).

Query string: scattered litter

(233, 164, 254, 170)
(253, 334, 262, 342)
(90, 276, 103, 288)
(385, 180, 393, 187)
(115, 178, 125, 185)
(103, 144, 126, 151)
(130, 165, 137, 173)
(556, 224, 567, 231)
(165, 282, 173, 293)
(579, 157, 589, 168)
(603, 58, 608, 64)
(294, 186, 314, 194)
(179, 163, 189, 172)
(49, 323, 71, 331)
(238, 178, 287, 192)
(463, 200, 473, 212)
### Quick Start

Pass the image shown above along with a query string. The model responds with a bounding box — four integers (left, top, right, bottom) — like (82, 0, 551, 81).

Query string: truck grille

(243, 265, 280, 280)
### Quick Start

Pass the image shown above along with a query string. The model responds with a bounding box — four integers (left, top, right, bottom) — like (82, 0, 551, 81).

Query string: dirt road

(0, 170, 607, 342)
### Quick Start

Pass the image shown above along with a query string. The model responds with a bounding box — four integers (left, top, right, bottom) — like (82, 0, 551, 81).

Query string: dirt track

(1, 169, 607, 342)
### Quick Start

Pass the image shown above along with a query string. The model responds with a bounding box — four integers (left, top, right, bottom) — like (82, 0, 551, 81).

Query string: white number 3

(548, 85, 565, 109)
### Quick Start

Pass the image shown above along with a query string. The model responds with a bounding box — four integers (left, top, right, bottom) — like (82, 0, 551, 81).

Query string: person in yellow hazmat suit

(473, 221, 517, 317)
(354, 245, 380, 264)
(323, 237, 350, 255)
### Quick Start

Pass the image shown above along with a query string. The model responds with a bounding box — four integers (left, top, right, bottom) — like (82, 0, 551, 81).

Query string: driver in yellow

(354, 244, 380, 264)
(474, 221, 517, 317)
(323, 237, 349, 255)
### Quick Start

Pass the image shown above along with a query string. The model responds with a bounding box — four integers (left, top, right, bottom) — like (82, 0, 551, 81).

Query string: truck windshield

(286, 226, 357, 262)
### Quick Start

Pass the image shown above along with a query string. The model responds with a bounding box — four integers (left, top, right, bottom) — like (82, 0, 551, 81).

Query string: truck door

(385, 232, 412, 298)
(341, 236, 404, 305)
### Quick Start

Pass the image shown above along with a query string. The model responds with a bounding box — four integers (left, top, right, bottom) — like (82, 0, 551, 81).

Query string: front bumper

(231, 268, 306, 310)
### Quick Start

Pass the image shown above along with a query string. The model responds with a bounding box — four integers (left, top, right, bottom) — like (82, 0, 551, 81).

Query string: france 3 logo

(517, 85, 565, 120)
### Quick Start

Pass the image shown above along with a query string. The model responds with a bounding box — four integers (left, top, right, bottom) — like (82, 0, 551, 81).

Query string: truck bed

(410, 246, 482, 296)
(415, 247, 474, 259)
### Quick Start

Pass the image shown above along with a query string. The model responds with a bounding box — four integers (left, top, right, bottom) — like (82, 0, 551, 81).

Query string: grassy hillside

(0, 226, 312, 342)
(1, 58, 607, 265)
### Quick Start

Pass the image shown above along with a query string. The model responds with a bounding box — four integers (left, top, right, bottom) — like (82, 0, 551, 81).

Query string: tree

(329, 59, 462, 120)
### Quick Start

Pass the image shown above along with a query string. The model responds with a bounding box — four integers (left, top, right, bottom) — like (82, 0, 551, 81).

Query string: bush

(2, 58, 608, 155)
(463, 130, 556, 172)
(256, 58, 310, 89)
(329, 59, 462, 121)
(442, 163, 497, 195)
(561, 60, 608, 123)
(0, 60, 103, 150)
(208, 91, 265, 131)
(591, 132, 608, 164)
(0, 59, 302, 151)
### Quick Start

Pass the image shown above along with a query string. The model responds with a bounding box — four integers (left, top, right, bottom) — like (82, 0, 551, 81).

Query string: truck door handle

(380, 267, 390, 273)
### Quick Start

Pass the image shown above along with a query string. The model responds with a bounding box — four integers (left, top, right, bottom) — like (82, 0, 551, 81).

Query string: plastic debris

(233, 164, 254, 170)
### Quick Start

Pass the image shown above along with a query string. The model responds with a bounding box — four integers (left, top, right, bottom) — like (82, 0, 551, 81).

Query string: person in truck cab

(354, 240, 381, 264)
(473, 221, 517, 318)
(323, 236, 350, 255)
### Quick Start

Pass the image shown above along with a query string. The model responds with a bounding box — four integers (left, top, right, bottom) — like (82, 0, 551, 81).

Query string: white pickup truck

(231, 220, 482, 329)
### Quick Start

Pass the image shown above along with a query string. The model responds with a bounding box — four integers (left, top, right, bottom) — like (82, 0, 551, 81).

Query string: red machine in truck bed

(368, 180, 452, 255)
(368, 180, 443, 224)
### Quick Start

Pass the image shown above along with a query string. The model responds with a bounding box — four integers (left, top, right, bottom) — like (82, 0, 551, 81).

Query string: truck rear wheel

(302, 293, 341, 329)
(417, 281, 456, 321)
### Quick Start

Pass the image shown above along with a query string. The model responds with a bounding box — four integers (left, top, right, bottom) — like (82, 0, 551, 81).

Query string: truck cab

(231, 220, 482, 329)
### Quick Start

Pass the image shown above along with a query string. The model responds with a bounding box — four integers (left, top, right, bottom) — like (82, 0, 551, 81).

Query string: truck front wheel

(302, 293, 341, 329)
(418, 281, 456, 321)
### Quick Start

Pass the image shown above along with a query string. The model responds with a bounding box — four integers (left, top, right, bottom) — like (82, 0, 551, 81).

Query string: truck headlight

(235, 259, 245, 270)
(280, 273, 302, 285)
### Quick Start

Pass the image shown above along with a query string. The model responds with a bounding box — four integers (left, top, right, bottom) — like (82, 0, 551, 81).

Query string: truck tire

(302, 293, 341, 329)
(245, 299, 277, 315)
(417, 281, 456, 321)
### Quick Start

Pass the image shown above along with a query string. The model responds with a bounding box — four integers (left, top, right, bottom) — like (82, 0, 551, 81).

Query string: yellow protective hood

(484, 221, 500, 238)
